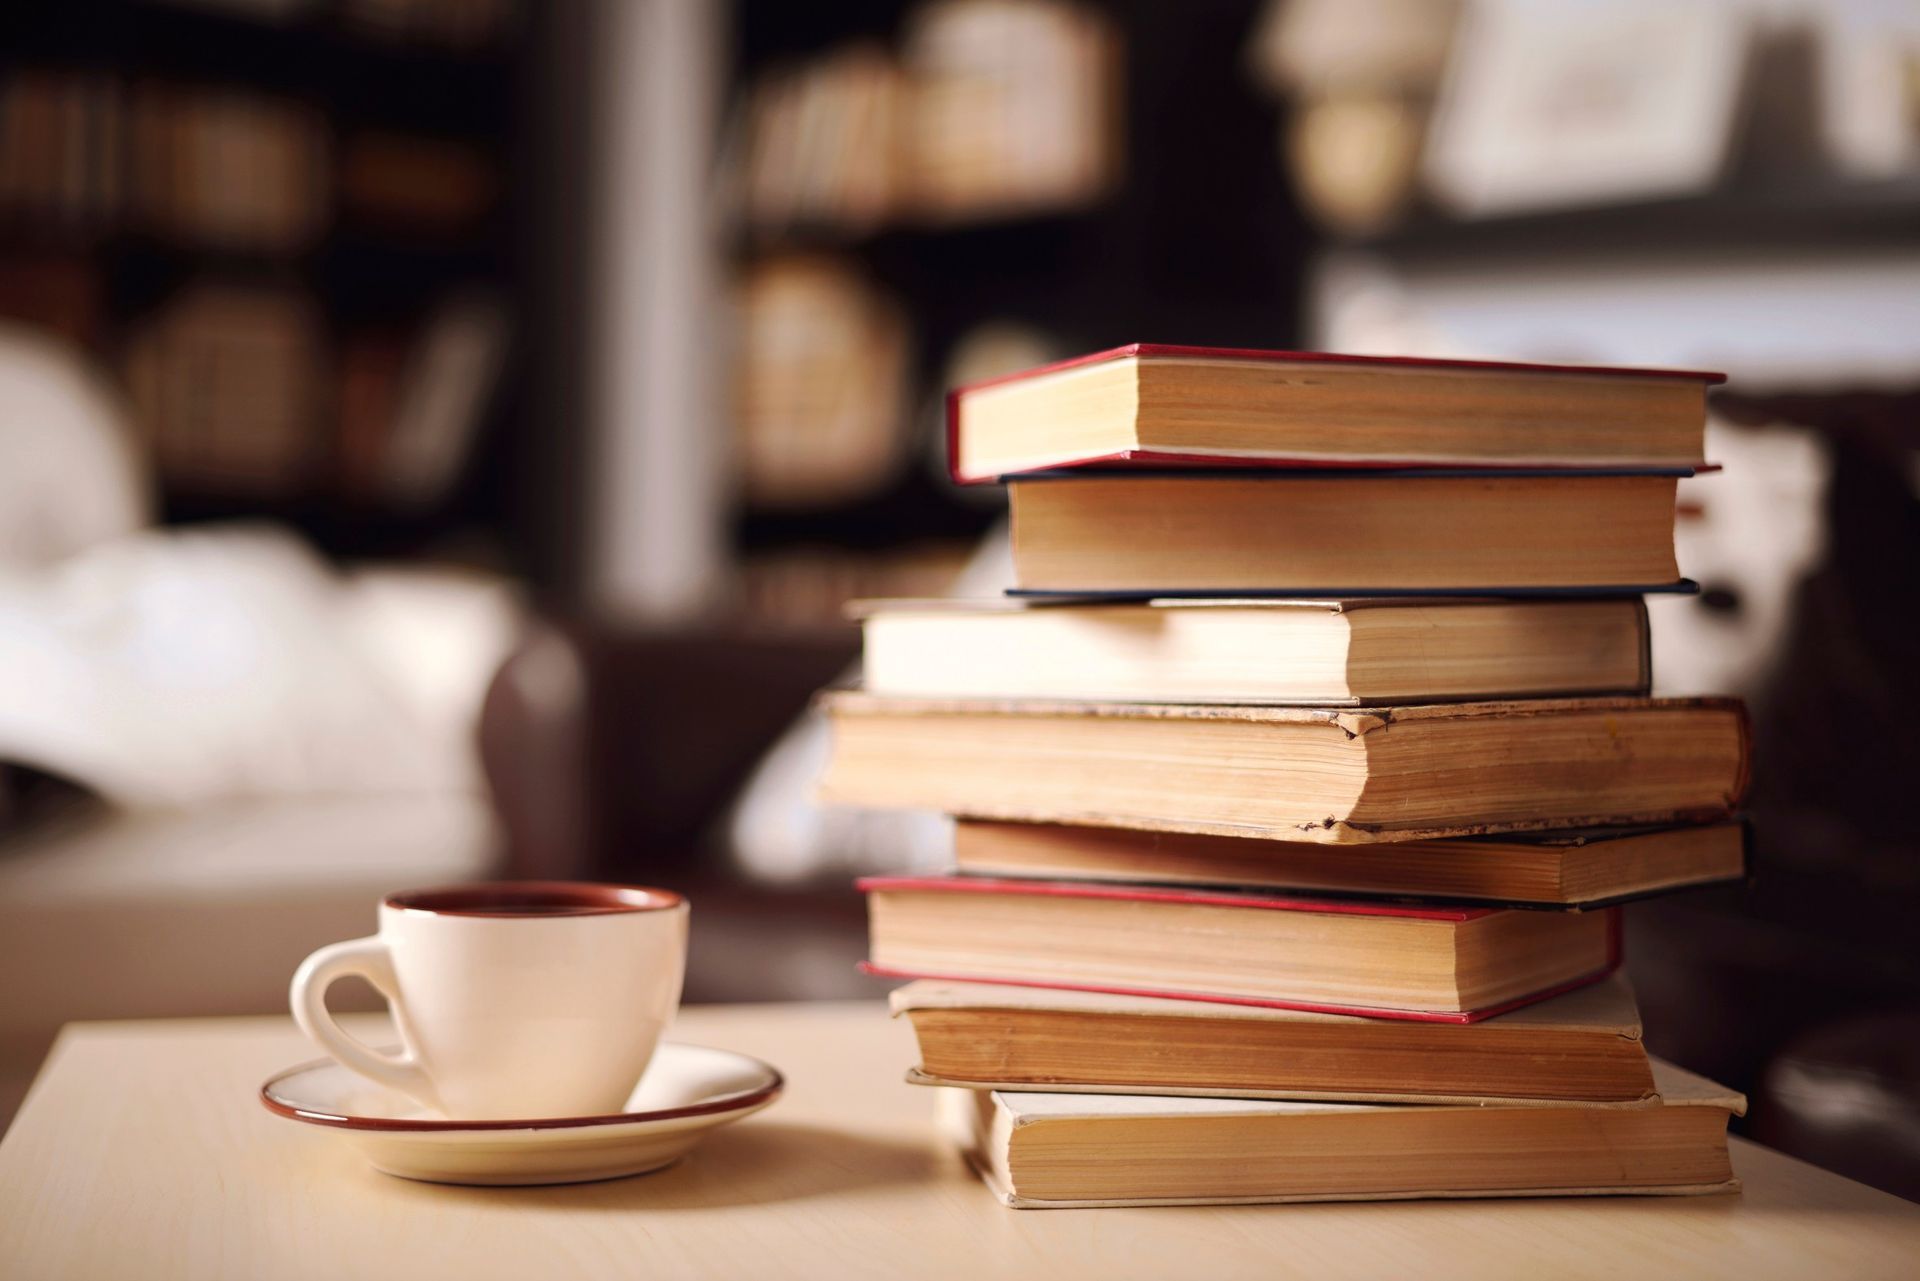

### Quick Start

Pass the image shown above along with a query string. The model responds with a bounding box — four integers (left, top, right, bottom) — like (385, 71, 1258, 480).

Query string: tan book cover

(944, 1058, 1746, 1209)
(892, 971, 1656, 1105)
(822, 691, 1750, 844)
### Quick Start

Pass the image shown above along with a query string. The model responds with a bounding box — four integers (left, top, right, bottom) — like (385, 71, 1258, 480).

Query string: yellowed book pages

(945, 1058, 1745, 1209)
(891, 971, 1654, 1105)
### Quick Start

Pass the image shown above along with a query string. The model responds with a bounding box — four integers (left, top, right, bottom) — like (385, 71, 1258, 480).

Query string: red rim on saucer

(259, 1046, 782, 1132)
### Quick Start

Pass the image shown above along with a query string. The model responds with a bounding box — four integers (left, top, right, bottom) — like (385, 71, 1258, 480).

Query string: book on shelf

(124, 283, 324, 495)
(337, 330, 409, 497)
(0, 254, 100, 349)
(942, 1058, 1744, 1208)
(740, 44, 902, 234)
(379, 294, 508, 507)
(819, 692, 1750, 844)
(730, 1, 1120, 236)
(1005, 470, 1688, 596)
(859, 876, 1619, 1020)
(128, 85, 329, 252)
(335, 295, 507, 505)
(950, 819, 1747, 907)
(339, 132, 498, 233)
(893, 971, 1656, 1103)
(0, 73, 328, 251)
(947, 343, 1721, 481)
(732, 255, 911, 508)
(902, 0, 1123, 223)
(855, 596, 1651, 704)
(0, 72, 123, 229)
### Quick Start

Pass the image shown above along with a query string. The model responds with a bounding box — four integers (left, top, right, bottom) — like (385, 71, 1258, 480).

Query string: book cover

(947, 343, 1725, 483)
(858, 875, 1624, 1023)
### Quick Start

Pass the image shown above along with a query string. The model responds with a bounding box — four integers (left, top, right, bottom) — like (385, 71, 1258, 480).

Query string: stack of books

(821, 343, 1754, 1209)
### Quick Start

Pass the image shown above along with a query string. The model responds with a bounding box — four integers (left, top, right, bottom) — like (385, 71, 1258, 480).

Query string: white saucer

(261, 1042, 783, 1186)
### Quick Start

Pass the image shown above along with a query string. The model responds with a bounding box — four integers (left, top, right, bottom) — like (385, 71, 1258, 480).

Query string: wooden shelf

(1350, 177, 1920, 260)
(737, 204, 1108, 256)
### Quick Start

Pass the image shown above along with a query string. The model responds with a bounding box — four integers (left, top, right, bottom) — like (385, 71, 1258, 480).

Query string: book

(128, 84, 328, 252)
(859, 876, 1619, 1020)
(942, 1057, 1744, 1208)
(893, 971, 1657, 1103)
(739, 43, 902, 234)
(1246, 0, 1453, 236)
(1006, 471, 1686, 596)
(339, 132, 498, 233)
(733, 255, 911, 508)
(379, 294, 508, 507)
(951, 820, 1747, 907)
(903, 0, 1123, 224)
(857, 596, 1651, 705)
(336, 330, 407, 498)
(123, 284, 324, 495)
(0, 72, 122, 230)
(819, 693, 1750, 844)
(948, 344, 1721, 482)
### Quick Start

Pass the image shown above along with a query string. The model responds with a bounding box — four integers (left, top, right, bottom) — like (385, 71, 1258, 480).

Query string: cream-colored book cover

(941, 1058, 1745, 1209)
(895, 972, 1651, 1107)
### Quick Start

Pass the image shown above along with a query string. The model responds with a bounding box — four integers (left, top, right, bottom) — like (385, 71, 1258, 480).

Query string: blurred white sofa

(0, 326, 514, 1127)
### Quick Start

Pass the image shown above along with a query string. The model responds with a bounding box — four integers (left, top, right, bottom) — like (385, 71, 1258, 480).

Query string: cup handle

(290, 936, 441, 1113)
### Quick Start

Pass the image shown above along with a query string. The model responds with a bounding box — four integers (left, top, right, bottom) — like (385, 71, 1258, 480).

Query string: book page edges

(850, 596, 1644, 616)
(827, 801, 1738, 847)
(888, 971, 1643, 1037)
(905, 1067, 1658, 1108)
(986, 1058, 1741, 1121)
(951, 344, 1725, 401)
(985, 1178, 1742, 1210)
(846, 596, 1359, 618)
(822, 688, 1745, 728)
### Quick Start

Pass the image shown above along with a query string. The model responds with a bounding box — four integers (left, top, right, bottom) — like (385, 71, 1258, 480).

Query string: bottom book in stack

(886, 975, 1746, 1209)
(937, 1060, 1743, 1209)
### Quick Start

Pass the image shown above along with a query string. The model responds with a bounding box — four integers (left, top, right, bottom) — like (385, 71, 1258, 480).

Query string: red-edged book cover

(945, 342, 1727, 484)
(857, 875, 1623, 1024)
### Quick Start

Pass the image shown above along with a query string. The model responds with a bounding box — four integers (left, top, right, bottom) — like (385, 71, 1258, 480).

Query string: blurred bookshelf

(0, 0, 534, 573)
(718, 0, 1312, 632)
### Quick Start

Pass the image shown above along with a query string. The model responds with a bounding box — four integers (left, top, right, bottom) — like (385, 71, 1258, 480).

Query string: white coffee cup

(290, 882, 688, 1120)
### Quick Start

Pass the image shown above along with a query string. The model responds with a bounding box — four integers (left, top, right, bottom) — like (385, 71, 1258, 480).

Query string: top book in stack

(947, 343, 1721, 482)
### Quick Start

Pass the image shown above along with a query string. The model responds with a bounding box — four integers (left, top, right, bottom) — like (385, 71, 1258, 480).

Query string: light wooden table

(3, 1002, 1918, 1281)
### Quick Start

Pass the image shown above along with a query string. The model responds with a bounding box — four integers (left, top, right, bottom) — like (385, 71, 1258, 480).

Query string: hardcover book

(1004, 470, 1687, 596)
(943, 1058, 1745, 1208)
(950, 819, 1747, 907)
(892, 971, 1657, 1103)
(820, 693, 1750, 844)
(857, 596, 1652, 705)
(947, 343, 1721, 482)
(859, 876, 1620, 1021)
